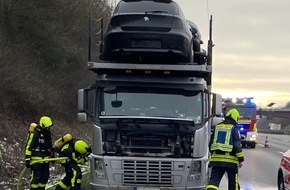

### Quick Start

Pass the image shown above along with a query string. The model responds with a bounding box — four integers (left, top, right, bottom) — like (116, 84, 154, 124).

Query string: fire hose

(17, 157, 68, 190)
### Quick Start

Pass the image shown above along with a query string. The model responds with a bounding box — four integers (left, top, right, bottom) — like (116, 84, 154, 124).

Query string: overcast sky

(174, 0, 290, 108)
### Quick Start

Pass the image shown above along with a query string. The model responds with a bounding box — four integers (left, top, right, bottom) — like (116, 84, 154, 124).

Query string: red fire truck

(223, 97, 258, 148)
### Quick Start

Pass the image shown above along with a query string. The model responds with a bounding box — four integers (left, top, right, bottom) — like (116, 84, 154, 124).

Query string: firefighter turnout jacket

(24, 121, 53, 190)
(54, 139, 90, 190)
(57, 140, 87, 165)
(25, 125, 53, 161)
(209, 117, 244, 168)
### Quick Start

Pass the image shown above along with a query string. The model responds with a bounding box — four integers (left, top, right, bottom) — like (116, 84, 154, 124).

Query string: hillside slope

(0, 0, 111, 189)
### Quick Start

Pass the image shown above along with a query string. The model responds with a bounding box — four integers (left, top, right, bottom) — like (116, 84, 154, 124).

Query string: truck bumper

(241, 140, 256, 148)
(90, 183, 206, 190)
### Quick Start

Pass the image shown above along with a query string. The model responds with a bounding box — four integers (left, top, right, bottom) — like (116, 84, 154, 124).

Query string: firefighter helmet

(74, 140, 89, 154)
(226, 109, 240, 122)
(39, 116, 53, 128)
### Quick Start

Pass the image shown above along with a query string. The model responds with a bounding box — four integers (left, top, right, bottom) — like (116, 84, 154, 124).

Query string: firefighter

(54, 139, 91, 190)
(25, 116, 53, 190)
(206, 108, 244, 190)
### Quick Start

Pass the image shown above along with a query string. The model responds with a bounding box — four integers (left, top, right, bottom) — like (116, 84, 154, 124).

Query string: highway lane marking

(279, 151, 284, 155)
(281, 139, 290, 143)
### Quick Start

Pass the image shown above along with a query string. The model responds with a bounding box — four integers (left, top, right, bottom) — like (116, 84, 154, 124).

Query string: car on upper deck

(100, 0, 194, 64)
(186, 20, 206, 64)
(186, 20, 202, 52)
(278, 148, 290, 190)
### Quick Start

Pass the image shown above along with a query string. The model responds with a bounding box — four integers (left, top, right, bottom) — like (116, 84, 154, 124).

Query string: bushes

(0, 0, 111, 189)
(0, 0, 111, 117)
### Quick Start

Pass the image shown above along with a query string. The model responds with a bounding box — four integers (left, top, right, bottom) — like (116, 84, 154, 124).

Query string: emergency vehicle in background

(223, 97, 258, 148)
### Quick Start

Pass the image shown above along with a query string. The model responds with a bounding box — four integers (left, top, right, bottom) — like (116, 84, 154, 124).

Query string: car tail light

(172, 17, 183, 28)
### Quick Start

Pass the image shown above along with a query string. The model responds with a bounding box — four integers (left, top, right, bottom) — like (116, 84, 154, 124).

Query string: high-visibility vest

(210, 123, 234, 152)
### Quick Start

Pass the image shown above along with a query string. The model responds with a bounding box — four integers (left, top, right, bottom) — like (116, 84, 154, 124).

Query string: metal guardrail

(258, 129, 290, 135)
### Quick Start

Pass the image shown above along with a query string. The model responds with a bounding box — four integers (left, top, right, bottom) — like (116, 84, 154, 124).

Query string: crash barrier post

(264, 136, 269, 148)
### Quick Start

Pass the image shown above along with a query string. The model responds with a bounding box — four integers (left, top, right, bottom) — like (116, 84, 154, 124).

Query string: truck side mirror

(78, 89, 86, 112)
(78, 87, 94, 122)
(212, 93, 222, 116)
(77, 112, 88, 123)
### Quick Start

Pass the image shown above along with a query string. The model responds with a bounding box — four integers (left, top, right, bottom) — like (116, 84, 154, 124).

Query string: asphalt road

(220, 133, 290, 190)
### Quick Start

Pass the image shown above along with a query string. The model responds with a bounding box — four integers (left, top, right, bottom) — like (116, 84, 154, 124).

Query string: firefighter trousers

(206, 166, 240, 190)
(29, 162, 49, 190)
(54, 162, 82, 190)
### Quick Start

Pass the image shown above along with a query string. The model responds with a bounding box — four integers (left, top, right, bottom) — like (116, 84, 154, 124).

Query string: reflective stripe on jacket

(209, 119, 244, 167)
(211, 123, 233, 152)
(25, 126, 52, 158)
(57, 140, 86, 165)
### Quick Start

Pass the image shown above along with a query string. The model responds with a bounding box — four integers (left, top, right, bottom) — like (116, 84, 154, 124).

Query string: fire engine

(223, 97, 258, 148)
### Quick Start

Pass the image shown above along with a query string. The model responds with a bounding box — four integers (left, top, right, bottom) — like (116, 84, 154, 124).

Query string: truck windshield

(99, 87, 202, 124)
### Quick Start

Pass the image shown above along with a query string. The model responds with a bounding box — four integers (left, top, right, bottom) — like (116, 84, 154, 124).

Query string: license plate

(136, 187, 160, 190)
(131, 40, 161, 48)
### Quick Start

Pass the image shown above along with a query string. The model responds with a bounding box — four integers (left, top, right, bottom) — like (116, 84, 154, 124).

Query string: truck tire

(250, 142, 256, 149)
(278, 174, 285, 190)
(241, 142, 246, 148)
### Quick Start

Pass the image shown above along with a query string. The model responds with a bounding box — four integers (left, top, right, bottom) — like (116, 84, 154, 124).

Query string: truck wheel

(250, 143, 256, 149)
(278, 174, 285, 190)
(241, 142, 246, 148)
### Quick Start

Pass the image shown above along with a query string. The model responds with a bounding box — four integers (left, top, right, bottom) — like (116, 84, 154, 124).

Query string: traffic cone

(264, 136, 269, 148)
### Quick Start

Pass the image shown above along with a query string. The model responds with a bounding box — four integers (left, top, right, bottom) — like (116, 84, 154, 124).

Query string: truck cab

(78, 62, 222, 190)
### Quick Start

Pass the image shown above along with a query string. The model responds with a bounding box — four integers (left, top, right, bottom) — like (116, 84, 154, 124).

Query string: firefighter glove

(84, 146, 92, 158)
(49, 149, 55, 158)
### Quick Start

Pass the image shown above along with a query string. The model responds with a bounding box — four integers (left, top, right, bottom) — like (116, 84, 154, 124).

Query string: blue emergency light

(223, 97, 255, 106)
(244, 97, 255, 106)
(249, 98, 255, 104)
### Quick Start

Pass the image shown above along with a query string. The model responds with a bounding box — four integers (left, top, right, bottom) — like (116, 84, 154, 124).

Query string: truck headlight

(249, 134, 257, 141)
(95, 159, 106, 179)
(189, 161, 201, 181)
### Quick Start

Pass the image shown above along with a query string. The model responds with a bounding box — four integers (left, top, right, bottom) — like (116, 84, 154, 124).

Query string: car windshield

(99, 87, 202, 124)
(117, 1, 179, 15)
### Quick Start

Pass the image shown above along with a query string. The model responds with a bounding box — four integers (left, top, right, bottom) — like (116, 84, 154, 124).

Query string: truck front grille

(123, 160, 173, 186)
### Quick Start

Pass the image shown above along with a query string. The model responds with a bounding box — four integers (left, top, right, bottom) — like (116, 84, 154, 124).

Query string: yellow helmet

(226, 109, 240, 122)
(74, 140, 89, 154)
(39, 116, 53, 128)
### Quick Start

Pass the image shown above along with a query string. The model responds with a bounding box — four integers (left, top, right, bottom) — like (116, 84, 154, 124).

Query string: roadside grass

(0, 113, 92, 190)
